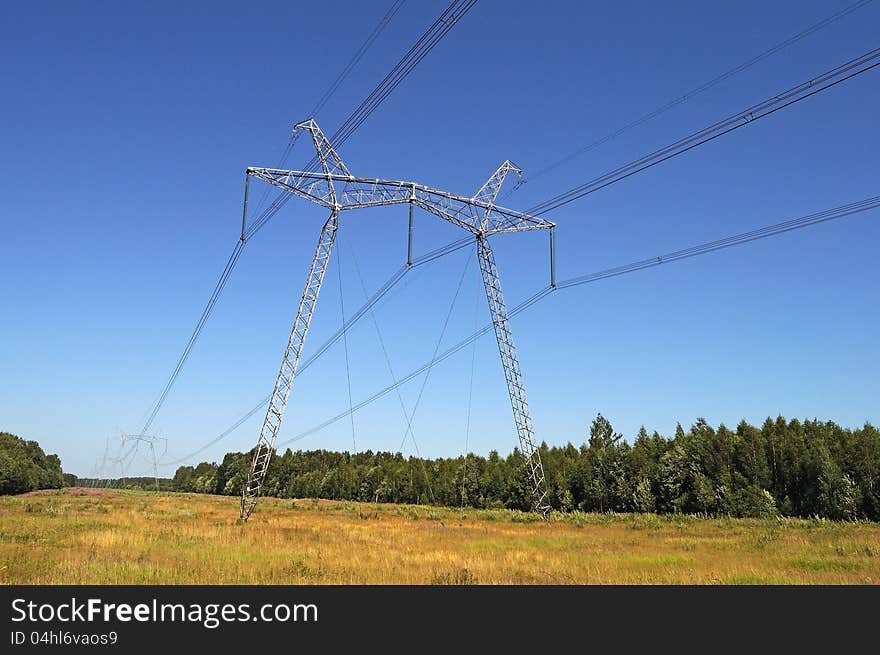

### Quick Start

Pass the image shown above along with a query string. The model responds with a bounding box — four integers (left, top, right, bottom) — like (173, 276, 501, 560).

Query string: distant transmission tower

(239, 119, 555, 521)
(90, 436, 112, 488)
(106, 433, 167, 491)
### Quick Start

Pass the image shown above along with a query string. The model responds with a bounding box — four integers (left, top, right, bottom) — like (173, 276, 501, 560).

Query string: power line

(140, 238, 245, 434)
(526, 47, 880, 216)
(460, 281, 480, 515)
(322, 0, 477, 159)
(307, 0, 408, 122)
(335, 228, 357, 452)
(555, 196, 880, 289)
(508, 0, 874, 194)
(243, 0, 478, 241)
(251, 0, 407, 217)
(396, 249, 473, 454)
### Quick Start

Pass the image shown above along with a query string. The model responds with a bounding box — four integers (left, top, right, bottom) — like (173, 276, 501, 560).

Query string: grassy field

(1, 488, 878, 584)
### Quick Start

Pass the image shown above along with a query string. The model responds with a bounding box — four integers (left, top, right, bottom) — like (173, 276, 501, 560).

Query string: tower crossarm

(247, 168, 554, 235)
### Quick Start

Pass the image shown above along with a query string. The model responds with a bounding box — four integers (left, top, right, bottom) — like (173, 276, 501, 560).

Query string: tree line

(0, 431, 64, 494)
(171, 415, 879, 521)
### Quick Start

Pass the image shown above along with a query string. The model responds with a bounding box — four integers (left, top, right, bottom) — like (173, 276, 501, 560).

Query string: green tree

(0, 432, 64, 494)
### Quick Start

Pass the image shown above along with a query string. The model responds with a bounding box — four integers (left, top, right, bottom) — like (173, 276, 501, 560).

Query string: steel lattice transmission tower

(107, 433, 168, 491)
(240, 120, 556, 521)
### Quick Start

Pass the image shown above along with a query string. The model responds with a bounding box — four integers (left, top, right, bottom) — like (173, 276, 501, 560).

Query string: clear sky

(2, 0, 878, 478)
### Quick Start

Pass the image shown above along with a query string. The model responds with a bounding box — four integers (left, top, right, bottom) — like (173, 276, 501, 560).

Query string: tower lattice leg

(240, 211, 339, 520)
(476, 235, 551, 519)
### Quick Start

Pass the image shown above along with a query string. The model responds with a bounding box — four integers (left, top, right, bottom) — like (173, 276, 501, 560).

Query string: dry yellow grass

(1, 488, 878, 584)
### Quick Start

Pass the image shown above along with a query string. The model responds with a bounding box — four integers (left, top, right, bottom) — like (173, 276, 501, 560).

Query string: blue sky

(2, 0, 878, 477)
